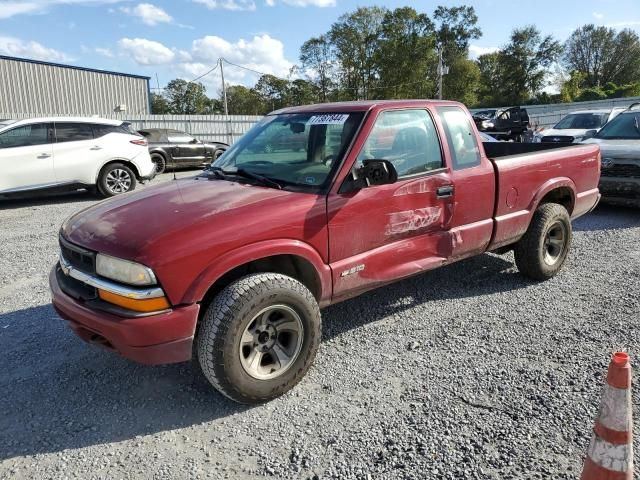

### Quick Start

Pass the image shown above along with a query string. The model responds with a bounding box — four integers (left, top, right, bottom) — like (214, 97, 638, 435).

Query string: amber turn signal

(98, 289, 170, 313)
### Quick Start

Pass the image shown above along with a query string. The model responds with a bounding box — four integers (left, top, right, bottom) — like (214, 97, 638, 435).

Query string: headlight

(96, 254, 157, 286)
(481, 121, 494, 129)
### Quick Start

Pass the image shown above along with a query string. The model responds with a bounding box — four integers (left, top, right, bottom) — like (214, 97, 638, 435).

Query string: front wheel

(514, 203, 572, 280)
(151, 154, 166, 174)
(197, 273, 321, 404)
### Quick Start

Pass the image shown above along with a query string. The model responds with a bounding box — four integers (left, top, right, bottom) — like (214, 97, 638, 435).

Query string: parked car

(138, 128, 229, 174)
(0, 118, 155, 198)
(582, 106, 640, 206)
(472, 106, 530, 142)
(51, 100, 600, 404)
(247, 127, 307, 153)
(533, 108, 625, 144)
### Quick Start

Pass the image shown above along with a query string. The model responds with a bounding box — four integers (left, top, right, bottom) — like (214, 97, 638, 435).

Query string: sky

(1, 0, 639, 95)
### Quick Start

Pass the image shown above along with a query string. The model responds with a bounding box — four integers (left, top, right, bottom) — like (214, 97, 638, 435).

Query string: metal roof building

(0, 55, 151, 116)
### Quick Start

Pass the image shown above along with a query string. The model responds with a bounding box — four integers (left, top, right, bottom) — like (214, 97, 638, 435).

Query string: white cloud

(191, 34, 292, 83)
(469, 45, 499, 59)
(606, 21, 640, 28)
(0, 36, 71, 61)
(120, 3, 173, 26)
(0, 0, 127, 19)
(268, 0, 335, 6)
(118, 37, 175, 65)
(95, 47, 114, 57)
(593, 12, 604, 20)
(192, 0, 256, 12)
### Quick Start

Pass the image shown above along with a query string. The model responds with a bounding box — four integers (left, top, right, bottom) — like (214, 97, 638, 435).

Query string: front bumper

(599, 177, 640, 206)
(50, 266, 199, 365)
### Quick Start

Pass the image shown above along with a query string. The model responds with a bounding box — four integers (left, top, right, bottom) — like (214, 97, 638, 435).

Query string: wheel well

(200, 254, 322, 310)
(150, 150, 167, 160)
(98, 160, 140, 181)
(539, 187, 574, 214)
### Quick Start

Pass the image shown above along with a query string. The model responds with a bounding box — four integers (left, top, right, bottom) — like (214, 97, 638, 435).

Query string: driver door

(327, 108, 455, 301)
(0, 122, 55, 193)
(168, 131, 206, 166)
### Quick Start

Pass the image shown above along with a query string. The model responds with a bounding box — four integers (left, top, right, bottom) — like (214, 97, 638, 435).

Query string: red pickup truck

(50, 100, 601, 404)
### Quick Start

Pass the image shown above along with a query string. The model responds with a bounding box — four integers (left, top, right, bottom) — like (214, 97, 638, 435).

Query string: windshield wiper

(208, 166, 283, 190)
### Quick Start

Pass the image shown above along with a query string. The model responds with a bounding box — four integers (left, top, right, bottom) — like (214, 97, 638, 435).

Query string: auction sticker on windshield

(308, 114, 349, 125)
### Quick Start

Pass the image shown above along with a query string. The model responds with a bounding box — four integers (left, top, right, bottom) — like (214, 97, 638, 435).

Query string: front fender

(180, 239, 333, 306)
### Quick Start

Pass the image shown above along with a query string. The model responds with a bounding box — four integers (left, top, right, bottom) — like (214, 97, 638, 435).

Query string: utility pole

(437, 45, 443, 100)
(220, 58, 229, 116)
(219, 58, 232, 144)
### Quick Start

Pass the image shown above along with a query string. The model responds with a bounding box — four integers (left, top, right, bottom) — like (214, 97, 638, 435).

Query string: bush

(576, 87, 608, 101)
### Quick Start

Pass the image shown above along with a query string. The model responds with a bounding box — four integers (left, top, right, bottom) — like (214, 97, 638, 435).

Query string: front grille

(56, 266, 97, 301)
(541, 135, 574, 143)
(59, 235, 96, 274)
(601, 163, 640, 178)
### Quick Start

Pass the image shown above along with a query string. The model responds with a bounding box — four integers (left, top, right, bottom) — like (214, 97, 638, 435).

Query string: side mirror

(190, 138, 199, 144)
(583, 130, 597, 139)
(355, 159, 398, 188)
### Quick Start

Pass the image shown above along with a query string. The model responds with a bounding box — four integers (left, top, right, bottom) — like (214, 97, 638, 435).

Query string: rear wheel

(151, 153, 166, 174)
(514, 203, 572, 280)
(97, 163, 137, 197)
(197, 273, 321, 404)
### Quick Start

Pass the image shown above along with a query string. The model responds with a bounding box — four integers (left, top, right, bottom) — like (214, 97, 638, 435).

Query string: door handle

(436, 185, 454, 198)
(90, 146, 102, 151)
(37, 153, 51, 158)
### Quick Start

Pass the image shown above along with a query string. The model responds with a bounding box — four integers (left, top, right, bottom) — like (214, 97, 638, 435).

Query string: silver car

(582, 107, 640, 206)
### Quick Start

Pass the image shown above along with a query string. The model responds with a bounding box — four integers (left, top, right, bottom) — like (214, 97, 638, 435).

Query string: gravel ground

(0, 174, 639, 480)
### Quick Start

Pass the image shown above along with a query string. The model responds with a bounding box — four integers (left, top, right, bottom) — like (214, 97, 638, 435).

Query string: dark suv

(473, 107, 530, 142)
(138, 128, 229, 174)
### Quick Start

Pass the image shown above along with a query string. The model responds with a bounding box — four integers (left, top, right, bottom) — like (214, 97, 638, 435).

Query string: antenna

(155, 72, 177, 181)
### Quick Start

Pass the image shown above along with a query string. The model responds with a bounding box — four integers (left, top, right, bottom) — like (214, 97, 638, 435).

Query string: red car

(50, 100, 601, 403)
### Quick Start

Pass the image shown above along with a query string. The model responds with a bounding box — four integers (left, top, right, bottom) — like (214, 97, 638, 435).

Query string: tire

(197, 273, 321, 404)
(514, 203, 572, 281)
(213, 149, 225, 160)
(151, 153, 166, 174)
(97, 163, 137, 197)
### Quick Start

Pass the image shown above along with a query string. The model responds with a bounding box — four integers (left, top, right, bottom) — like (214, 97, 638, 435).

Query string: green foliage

(564, 25, 640, 88)
(164, 79, 211, 114)
(560, 71, 585, 103)
(576, 88, 608, 101)
(443, 57, 480, 105)
(150, 92, 170, 114)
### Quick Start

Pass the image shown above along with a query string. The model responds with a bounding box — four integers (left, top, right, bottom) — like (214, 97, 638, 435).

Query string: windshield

(213, 112, 364, 190)
(595, 113, 640, 140)
(474, 110, 496, 119)
(554, 113, 608, 130)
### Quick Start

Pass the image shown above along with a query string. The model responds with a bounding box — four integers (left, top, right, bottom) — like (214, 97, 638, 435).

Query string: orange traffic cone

(581, 352, 633, 479)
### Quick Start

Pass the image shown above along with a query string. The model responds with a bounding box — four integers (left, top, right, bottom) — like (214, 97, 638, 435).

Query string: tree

(254, 74, 291, 112)
(433, 5, 481, 65)
(564, 25, 640, 88)
(329, 6, 387, 100)
(164, 79, 211, 114)
(559, 70, 585, 102)
(443, 57, 480, 105)
(150, 92, 170, 114)
(375, 6, 437, 99)
(289, 79, 318, 106)
(224, 85, 265, 115)
(496, 26, 562, 104)
(300, 35, 335, 102)
(476, 52, 501, 105)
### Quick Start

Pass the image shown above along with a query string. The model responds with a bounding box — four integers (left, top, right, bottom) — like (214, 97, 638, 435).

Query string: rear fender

(527, 177, 576, 214)
(181, 239, 333, 305)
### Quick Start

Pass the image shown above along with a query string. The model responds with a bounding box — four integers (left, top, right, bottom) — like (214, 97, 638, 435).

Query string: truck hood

(61, 177, 296, 260)
(581, 138, 640, 159)
(539, 128, 595, 139)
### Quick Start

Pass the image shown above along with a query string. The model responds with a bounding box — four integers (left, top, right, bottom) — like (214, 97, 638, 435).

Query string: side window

(0, 123, 49, 148)
(167, 132, 196, 143)
(357, 109, 443, 177)
(92, 124, 118, 138)
(55, 123, 94, 143)
(437, 107, 481, 170)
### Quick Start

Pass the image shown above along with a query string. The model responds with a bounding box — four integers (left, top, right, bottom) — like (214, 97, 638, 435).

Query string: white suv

(533, 108, 625, 143)
(0, 117, 156, 197)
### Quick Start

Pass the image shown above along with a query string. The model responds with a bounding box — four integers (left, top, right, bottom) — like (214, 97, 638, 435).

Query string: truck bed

(484, 142, 601, 250)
